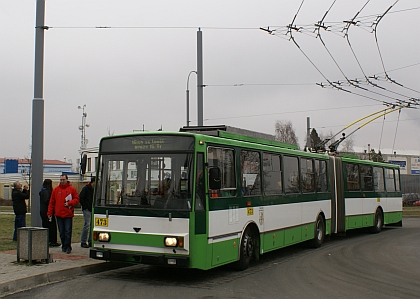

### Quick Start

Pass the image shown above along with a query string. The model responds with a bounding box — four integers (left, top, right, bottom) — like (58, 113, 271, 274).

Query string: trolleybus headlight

(164, 237, 178, 247)
(98, 232, 110, 242)
(164, 236, 184, 247)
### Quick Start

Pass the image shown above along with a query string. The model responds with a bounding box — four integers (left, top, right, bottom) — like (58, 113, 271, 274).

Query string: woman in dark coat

(39, 179, 60, 247)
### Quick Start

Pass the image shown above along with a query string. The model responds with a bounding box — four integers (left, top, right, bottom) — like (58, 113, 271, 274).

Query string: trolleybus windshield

(95, 135, 195, 211)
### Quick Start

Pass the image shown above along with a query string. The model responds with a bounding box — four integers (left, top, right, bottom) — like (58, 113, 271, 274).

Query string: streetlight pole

(197, 28, 204, 126)
(31, 0, 46, 227)
(186, 71, 197, 127)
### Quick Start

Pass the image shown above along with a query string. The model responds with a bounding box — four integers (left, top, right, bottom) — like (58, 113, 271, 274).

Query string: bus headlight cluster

(94, 232, 111, 242)
(164, 236, 184, 247)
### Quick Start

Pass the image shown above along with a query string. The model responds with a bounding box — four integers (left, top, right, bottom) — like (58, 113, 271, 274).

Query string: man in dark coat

(12, 181, 30, 241)
(79, 177, 95, 248)
(39, 179, 60, 247)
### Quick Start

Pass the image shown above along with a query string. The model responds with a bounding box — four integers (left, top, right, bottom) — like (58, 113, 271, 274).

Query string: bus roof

(179, 125, 298, 150)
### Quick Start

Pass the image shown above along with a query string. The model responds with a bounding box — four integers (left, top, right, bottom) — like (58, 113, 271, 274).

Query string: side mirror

(80, 154, 87, 175)
(208, 167, 221, 190)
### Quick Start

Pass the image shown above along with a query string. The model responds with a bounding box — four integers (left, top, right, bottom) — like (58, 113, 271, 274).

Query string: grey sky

(1, 0, 419, 164)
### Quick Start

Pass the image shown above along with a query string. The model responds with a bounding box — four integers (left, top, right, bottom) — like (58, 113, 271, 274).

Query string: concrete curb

(0, 262, 127, 297)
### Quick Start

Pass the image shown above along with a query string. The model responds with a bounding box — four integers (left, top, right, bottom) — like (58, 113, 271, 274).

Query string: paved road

(5, 217, 420, 299)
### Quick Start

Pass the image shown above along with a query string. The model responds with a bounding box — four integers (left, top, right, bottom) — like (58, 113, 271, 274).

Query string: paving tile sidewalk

(0, 243, 124, 297)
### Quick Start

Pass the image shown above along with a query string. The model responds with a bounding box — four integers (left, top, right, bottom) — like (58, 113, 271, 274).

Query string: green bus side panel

(262, 219, 332, 254)
(211, 238, 240, 267)
(188, 235, 210, 270)
(326, 219, 331, 235)
(302, 224, 314, 242)
(285, 226, 302, 246)
(364, 214, 374, 227)
(346, 215, 364, 229)
(384, 211, 402, 225)
(262, 230, 285, 252)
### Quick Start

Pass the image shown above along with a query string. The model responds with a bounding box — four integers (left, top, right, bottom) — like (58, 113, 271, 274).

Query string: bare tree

(319, 130, 336, 144)
(274, 120, 299, 147)
(340, 135, 355, 153)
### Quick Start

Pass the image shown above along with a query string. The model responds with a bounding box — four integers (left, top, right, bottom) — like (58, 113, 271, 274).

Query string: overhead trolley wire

(280, 0, 396, 107)
(372, 1, 420, 97)
(263, 0, 419, 109)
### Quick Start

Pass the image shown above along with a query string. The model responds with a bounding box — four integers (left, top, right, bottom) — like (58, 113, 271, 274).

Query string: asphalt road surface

(5, 217, 420, 299)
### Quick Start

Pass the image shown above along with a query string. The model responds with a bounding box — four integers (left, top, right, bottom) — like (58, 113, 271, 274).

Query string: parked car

(403, 193, 419, 206)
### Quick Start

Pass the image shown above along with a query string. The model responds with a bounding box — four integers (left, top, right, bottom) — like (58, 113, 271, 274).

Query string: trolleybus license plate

(95, 218, 108, 227)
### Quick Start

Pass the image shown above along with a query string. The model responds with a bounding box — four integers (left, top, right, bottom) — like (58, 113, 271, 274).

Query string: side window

(360, 165, 373, 191)
(284, 156, 300, 194)
(207, 147, 236, 197)
(373, 167, 385, 192)
(385, 168, 396, 192)
(301, 158, 315, 193)
(346, 163, 360, 191)
(241, 150, 261, 196)
(262, 153, 282, 195)
(87, 157, 92, 172)
(395, 169, 401, 191)
(316, 160, 328, 192)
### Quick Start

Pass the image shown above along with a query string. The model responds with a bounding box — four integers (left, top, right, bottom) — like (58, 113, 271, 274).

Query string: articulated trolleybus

(90, 125, 402, 270)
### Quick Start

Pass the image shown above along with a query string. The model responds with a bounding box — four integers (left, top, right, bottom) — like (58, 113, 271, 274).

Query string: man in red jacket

(47, 174, 80, 254)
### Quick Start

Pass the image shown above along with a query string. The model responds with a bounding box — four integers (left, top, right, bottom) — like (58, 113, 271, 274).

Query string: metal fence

(401, 174, 420, 206)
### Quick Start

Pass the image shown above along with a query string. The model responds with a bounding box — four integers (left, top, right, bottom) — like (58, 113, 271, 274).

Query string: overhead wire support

(263, 0, 419, 108)
(286, 0, 401, 106)
(314, 0, 368, 91)
(287, 0, 343, 92)
(336, 0, 417, 105)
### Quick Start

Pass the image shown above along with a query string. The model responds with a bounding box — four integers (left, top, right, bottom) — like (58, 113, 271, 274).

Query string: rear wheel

(310, 215, 325, 248)
(235, 227, 254, 270)
(369, 209, 383, 234)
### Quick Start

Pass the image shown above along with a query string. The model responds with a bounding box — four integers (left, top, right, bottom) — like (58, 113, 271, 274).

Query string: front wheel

(310, 215, 325, 248)
(235, 227, 254, 271)
(369, 209, 383, 234)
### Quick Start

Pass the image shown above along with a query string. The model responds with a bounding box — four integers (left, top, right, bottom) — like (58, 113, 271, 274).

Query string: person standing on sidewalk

(12, 181, 30, 241)
(79, 177, 95, 248)
(47, 174, 79, 254)
(39, 179, 60, 247)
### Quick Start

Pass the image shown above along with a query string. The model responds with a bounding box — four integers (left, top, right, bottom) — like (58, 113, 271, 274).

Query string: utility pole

(306, 117, 311, 150)
(31, 0, 46, 227)
(197, 28, 203, 126)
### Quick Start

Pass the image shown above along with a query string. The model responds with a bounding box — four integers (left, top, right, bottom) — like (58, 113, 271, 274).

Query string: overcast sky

(1, 0, 419, 165)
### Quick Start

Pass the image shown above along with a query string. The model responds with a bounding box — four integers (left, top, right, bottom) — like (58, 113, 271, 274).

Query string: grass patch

(402, 207, 420, 216)
(0, 213, 84, 252)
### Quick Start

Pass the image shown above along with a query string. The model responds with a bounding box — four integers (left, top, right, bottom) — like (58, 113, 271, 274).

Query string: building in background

(351, 147, 420, 175)
(0, 158, 75, 200)
(0, 158, 73, 174)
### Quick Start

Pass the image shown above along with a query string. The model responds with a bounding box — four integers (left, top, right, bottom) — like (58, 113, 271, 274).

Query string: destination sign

(100, 135, 195, 152)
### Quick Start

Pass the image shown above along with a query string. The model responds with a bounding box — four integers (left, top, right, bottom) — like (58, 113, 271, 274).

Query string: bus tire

(310, 215, 325, 248)
(235, 226, 254, 271)
(369, 208, 383, 234)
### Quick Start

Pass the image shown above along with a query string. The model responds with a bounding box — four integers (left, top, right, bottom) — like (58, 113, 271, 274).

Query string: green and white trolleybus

(89, 125, 402, 270)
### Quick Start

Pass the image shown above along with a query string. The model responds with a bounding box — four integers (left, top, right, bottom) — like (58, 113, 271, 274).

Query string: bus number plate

(247, 208, 254, 216)
(95, 218, 108, 227)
